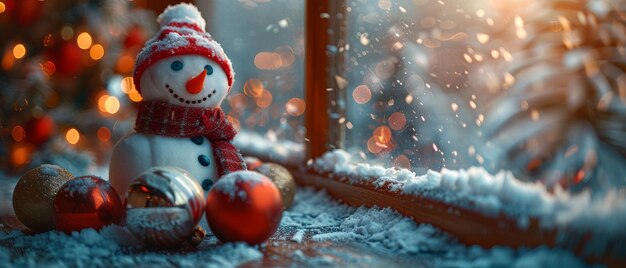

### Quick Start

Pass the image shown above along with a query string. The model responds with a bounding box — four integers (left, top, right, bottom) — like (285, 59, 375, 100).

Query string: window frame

(300, 1, 622, 266)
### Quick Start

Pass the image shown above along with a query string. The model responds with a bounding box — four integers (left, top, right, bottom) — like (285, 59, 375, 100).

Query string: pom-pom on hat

(133, 3, 234, 93)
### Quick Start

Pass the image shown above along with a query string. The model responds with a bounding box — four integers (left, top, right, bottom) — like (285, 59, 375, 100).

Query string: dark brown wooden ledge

(292, 169, 626, 268)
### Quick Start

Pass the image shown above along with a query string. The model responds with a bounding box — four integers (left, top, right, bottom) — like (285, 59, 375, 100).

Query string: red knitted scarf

(135, 100, 247, 177)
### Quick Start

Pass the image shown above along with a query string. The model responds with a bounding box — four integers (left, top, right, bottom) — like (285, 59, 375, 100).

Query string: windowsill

(258, 149, 626, 267)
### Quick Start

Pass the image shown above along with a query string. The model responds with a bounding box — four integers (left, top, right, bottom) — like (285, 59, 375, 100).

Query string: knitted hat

(133, 3, 234, 93)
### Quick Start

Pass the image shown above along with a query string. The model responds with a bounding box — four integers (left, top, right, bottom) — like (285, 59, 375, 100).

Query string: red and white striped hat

(133, 3, 234, 93)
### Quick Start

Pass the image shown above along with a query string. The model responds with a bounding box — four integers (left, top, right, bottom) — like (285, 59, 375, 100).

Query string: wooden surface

(294, 170, 626, 268)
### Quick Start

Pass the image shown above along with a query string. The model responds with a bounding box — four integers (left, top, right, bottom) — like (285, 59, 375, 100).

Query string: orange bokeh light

(285, 98, 306, 116)
(13, 44, 26, 59)
(254, 52, 282, 70)
(353, 85, 372, 104)
(392, 154, 411, 170)
(12, 126, 25, 142)
(373, 126, 392, 144)
(66, 128, 80, 145)
(256, 90, 273, 108)
(11, 144, 33, 166)
(367, 137, 384, 154)
(116, 54, 134, 73)
(388, 112, 407, 131)
(76, 32, 92, 50)
(89, 44, 105, 60)
(244, 78, 264, 97)
(229, 93, 248, 111)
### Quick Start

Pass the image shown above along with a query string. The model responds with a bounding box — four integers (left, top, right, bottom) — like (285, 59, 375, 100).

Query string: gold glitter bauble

(255, 163, 296, 210)
(13, 164, 74, 232)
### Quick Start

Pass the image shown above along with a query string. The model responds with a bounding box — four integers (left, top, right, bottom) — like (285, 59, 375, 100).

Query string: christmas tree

(0, 0, 155, 175)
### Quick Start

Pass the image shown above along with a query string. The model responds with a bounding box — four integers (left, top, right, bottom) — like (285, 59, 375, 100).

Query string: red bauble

(123, 26, 147, 49)
(206, 171, 283, 244)
(244, 156, 262, 170)
(25, 115, 55, 146)
(48, 41, 83, 76)
(53, 176, 123, 233)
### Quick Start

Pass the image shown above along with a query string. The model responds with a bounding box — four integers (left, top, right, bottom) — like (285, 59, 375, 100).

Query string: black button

(198, 155, 210, 166)
(201, 179, 214, 190)
(191, 136, 203, 145)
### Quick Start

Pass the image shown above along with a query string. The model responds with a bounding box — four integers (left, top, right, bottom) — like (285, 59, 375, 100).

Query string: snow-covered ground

(0, 177, 590, 267)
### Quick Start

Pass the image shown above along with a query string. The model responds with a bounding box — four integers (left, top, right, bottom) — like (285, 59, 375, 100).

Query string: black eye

(171, 61, 183, 71)
(204, 65, 213, 75)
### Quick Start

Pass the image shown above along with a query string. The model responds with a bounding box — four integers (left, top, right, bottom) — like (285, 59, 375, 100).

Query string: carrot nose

(186, 69, 206, 94)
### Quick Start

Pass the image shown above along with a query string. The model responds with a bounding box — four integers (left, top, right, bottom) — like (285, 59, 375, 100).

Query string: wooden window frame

(298, 1, 623, 266)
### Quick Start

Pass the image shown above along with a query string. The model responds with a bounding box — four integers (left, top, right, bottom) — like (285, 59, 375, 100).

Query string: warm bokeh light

(244, 78, 264, 97)
(97, 127, 111, 142)
(11, 144, 32, 166)
(41, 61, 56, 76)
(228, 93, 248, 111)
(89, 44, 105, 60)
(97, 94, 108, 112)
(76, 32, 93, 49)
(373, 125, 392, 144)
(2, 49, 15, 70)
(254, 52, 282, 70)
(285, 98, 306, 116)
(116, 54, 134, 73)
(104, 96, 120, 114)
(66, 128, 80, 145)
(13, 44, 26, 59)
(12, 126, 25, 142)
(0, 2, 5, 14)
(392, 154, 411, 170)
(120, 77, 134, 93)
(353, 85, 372, 104)
(256, 89, 273, 108)
(388, 112, 407, 131)
(128, 88, 143, 102)
(367, 137, 384, 154)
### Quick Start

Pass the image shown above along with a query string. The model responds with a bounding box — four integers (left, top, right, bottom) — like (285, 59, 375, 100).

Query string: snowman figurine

(109, 3, 247, 198)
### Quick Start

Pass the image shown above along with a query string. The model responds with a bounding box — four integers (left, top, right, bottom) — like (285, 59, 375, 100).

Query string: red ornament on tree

(48, 40, 83, 77)
(123, 26, 147, 49)
(53, 176, 123, 233)
(25, 115, 55, 147)
(206, 171, 283, 244)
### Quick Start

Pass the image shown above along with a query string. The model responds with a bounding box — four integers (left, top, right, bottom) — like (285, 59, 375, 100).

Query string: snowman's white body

(109, 53, 231, 197)
(109, 133, 219, 196)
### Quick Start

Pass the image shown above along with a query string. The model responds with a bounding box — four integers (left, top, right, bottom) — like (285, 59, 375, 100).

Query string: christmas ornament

(125, 166, 206, 247)
(53, 176, 123, 233)
(48, 40, 83, 76)
(110, 3, 246, 197)
(25, 115, 55, 147)
(123, 25, 147, 49)
(244, 156, 263, 170)
(205, 171, 283, 244)
(255, 163, 296, 210)
(12, 164, 73, 232)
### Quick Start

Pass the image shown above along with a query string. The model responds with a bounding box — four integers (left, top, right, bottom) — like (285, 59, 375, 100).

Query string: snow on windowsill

(311, 149, 626, 244)
(233, 130, 305, 165)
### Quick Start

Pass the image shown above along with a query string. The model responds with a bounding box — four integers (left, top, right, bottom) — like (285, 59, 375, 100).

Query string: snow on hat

(133, 3, 234, 93)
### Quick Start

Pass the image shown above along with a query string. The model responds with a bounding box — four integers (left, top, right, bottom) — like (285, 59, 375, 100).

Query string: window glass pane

(205, 0, 306, 150)
(343, 0, 480, 173)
